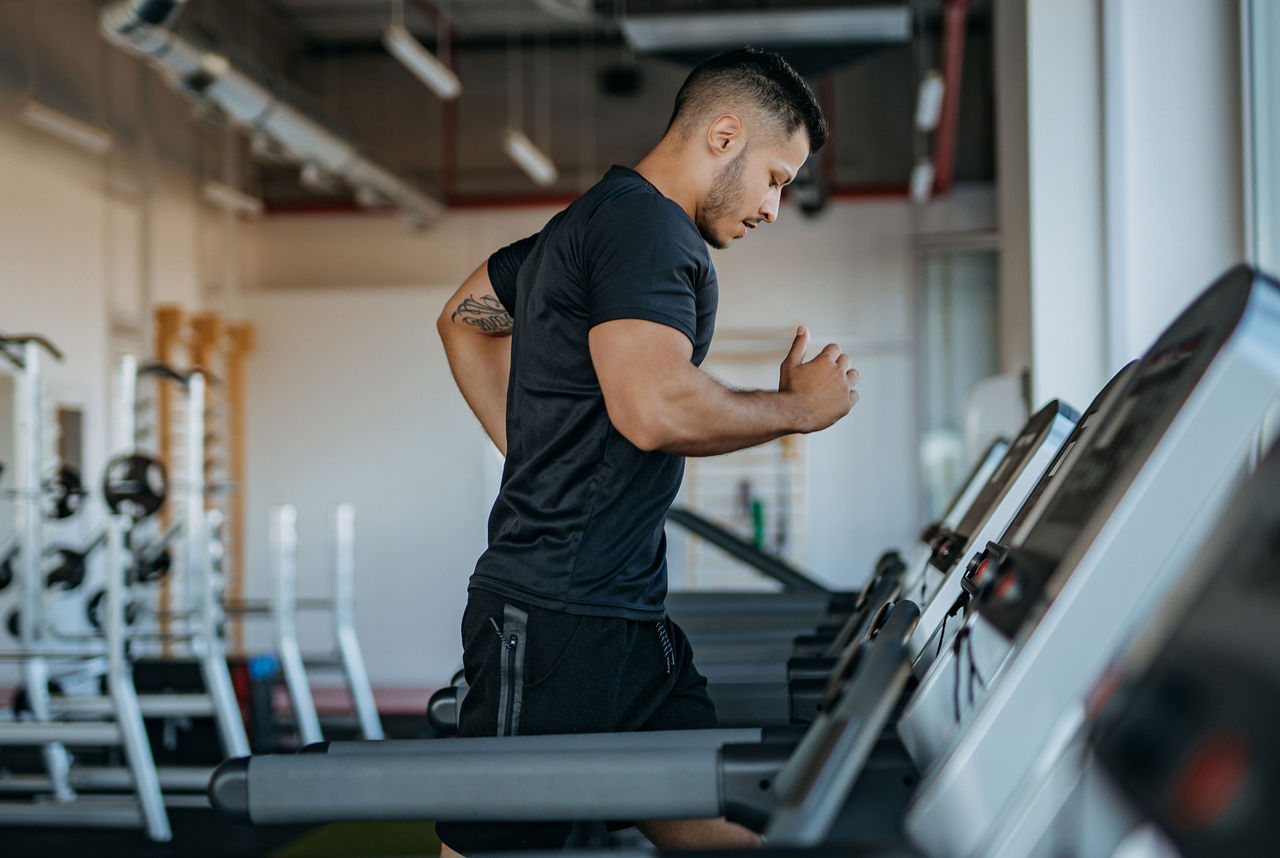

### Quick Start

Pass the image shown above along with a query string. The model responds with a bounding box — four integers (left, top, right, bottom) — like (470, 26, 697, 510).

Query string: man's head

(664, 48, 827, 249)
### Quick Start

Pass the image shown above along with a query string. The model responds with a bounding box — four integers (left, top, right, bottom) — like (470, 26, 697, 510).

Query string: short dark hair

(666, 47, 828, 153)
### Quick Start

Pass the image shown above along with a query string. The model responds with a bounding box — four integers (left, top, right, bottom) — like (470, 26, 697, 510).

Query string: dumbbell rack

(225, 503, 383, 746)
(0, 340, 171, 840)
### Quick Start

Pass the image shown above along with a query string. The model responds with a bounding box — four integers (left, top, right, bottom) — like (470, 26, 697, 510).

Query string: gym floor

(0, 812, 442, 858)
(0, 716, 444, 858)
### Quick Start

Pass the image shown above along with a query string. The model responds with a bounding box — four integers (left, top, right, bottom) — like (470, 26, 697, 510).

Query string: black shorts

(435, 588, 718, 853)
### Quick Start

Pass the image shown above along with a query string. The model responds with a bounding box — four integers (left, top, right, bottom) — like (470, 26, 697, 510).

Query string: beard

(696, 146, 749, 249)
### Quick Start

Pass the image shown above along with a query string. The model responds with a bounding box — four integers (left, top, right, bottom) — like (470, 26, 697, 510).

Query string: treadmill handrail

(666, 506, 828, 594)
(766, 600, 922, 847)
(822, 574, 902, 658)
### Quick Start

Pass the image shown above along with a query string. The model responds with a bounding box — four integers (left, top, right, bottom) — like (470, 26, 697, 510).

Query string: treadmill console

(972, 267, 1261, 638)
(1090, 446, 1280, 857)
(957, 365, 1135, 601)
(926, 400, 1077, 576)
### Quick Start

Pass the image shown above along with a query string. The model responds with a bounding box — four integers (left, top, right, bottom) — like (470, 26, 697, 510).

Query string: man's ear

(706, 113, 743, 157)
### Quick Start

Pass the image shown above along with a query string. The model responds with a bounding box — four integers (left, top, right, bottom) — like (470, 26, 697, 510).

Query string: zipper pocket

(656, 619, 676, 675)
(495, 604, 528, 736)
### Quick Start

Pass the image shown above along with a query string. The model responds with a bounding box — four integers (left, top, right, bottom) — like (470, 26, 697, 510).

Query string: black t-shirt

(470, 165, 718, 620)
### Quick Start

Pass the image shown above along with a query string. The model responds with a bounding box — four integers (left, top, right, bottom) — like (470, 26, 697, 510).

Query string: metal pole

(16, 342, 74, 801)
(106, 514, 171, 841)
(114, 355, 137, 453)
(333, 504, 383, 740)
(187, 374, 248, 757)
(272, 505, 322, 745)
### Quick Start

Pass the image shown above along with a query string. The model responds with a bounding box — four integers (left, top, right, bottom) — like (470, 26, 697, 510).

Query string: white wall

(240, 188, 996, 689)
(1103, 0, 1244, 364)
(0, 101, 211, 683)
(240, 285, 493, 691)
(995, 0, 1246, 408)
(995, 0, 1108, 410)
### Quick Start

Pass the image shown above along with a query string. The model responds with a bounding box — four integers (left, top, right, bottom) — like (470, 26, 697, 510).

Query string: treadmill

(901, 263, 1280, 856)
(701, 399, 1079, 727)
(974, 438, 1280, 858)
(665, 436, 1012, 642)
(211, 265, 1280, 855)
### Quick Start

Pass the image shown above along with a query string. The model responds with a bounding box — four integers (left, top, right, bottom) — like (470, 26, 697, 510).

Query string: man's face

(696, 128, 810, 250)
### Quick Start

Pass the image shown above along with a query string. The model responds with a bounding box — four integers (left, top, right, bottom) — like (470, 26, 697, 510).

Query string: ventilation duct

(100, 0, 444, 225)
(619, 2, 911, 76)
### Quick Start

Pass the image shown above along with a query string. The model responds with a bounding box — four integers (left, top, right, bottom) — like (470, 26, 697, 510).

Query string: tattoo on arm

(451, 294, 514, 334)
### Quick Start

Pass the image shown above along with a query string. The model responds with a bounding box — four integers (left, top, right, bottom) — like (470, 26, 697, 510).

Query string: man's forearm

(649, 372, 804, 457)
(439, 324, 511, 455)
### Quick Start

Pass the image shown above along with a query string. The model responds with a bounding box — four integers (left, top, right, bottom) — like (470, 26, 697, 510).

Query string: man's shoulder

(581, 174, 705, 256)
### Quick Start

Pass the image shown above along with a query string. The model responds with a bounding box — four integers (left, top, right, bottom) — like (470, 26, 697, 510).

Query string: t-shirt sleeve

(486, 233, 540, 314)
(584, 193, 706, 345)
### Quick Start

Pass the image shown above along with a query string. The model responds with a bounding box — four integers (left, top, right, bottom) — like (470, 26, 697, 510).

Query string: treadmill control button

(1168, 732, 1251, 831)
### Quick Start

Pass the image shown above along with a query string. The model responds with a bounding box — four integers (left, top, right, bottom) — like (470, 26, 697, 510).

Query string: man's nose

(759, 189, 780, 223)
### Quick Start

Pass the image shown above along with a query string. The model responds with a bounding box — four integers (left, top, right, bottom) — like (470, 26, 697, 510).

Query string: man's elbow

(612, 409, 679, 453)
(436, 309, 454, 344)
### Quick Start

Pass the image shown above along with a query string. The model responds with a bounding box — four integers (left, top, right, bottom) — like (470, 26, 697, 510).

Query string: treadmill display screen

(972, 266, 1258, 635)
(931, 401, 1072, 576)
(998, 363, 1133, 543)
(1046, 333, 1205, 528)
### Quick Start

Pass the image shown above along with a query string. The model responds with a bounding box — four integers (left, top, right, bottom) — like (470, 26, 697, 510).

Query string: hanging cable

(578, 26, 595, 189)
(20, 0, 39, 100)
(508, 26, 522, 135)
(536, 29, 552, 159)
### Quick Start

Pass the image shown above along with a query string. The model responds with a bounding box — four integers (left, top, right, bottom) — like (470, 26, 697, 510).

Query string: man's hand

(778, 326, 860, 433)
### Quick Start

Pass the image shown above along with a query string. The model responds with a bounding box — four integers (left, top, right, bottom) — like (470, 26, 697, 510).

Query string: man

(436, 47, 859, 854)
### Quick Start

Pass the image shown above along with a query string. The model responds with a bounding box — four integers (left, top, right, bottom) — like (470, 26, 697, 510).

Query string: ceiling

(273, 0, 599, 44)
(169, 0, 996, 208)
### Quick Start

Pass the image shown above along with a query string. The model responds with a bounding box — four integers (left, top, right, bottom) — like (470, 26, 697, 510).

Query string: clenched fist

(778, 326, 860, 433)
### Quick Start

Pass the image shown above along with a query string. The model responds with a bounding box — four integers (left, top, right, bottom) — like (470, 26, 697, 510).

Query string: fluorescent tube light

(18, 98, 113, 154)
(502, 129, 558, 187)
(915, 71, 946, 133)
(910, 158, 935, 204)
(202, 180, 264, 217)
(383, 23, 461, 100)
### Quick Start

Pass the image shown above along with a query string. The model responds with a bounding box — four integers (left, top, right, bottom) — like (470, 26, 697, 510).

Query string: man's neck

(634, 142, 703, 223)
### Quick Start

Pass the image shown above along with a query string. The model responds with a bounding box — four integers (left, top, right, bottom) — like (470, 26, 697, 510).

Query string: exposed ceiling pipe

(100, 0, 444, 226)
(931, 0, 969, 195)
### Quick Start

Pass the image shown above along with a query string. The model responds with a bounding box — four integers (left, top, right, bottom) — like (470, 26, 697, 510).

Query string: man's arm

(589, 319, 859, 456)
(438, 261, 513, 455)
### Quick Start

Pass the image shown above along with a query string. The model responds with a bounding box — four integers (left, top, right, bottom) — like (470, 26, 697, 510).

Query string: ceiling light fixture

(910, 158, 935, 204)
(502, 128, 557, 187)
(202, 180, 264, 218)
(383, 0, 460, 102)
(915, 71, 945, 133)
(18, 98, 113, 154)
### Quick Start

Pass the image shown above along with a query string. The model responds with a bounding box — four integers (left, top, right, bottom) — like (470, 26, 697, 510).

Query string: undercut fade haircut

(666, 47, 828, 153)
